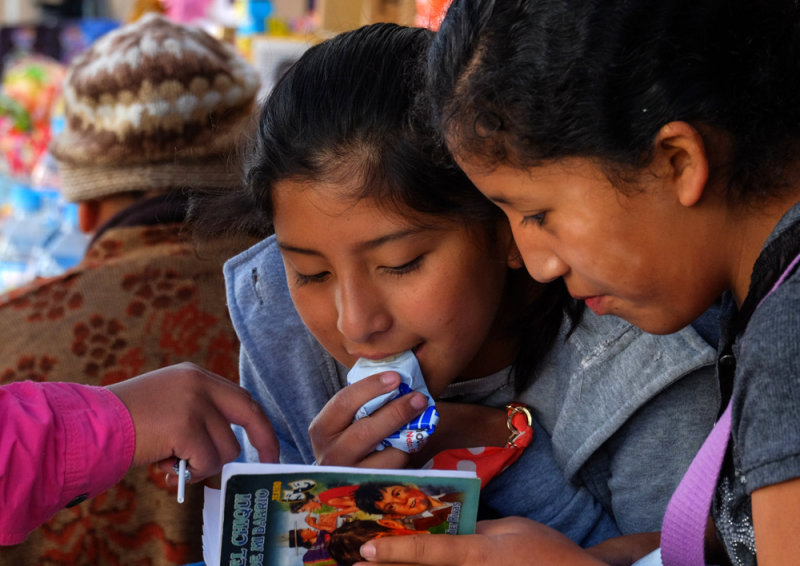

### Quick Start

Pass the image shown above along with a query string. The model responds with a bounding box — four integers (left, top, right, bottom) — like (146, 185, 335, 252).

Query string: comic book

(202, 462, 481, 566)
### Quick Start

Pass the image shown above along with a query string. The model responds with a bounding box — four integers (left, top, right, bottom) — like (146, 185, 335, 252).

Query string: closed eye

(294, 271, 331, 286)
(381, 255, 424, 277)
(521, 212, 547, 227)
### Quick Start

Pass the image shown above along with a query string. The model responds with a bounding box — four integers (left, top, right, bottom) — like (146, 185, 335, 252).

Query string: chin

(627, 314, 690, 335)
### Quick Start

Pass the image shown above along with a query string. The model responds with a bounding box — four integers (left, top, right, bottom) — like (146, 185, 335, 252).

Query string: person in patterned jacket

(0, 13, 261, 566)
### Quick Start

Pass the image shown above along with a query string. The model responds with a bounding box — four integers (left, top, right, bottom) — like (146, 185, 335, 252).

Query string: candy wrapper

(347, 350, 439, 453)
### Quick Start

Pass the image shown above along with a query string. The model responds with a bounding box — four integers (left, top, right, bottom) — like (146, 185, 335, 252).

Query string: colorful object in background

(415, 0, 451, 30)
(164, 0, 215, 23)
(2, 55, 64, 123)
(128, 0, 168, 22)
(0, 94, 31, 134)
(247, 0, 273, 33)
(0, 182, 63, 292)
(59, 19, 120, 58)
(0, 20, 119, 291)
(233, 0, 274, 39)
(0, 55, 66, 179)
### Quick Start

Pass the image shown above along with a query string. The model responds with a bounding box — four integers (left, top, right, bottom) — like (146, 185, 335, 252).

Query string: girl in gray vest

(192, 22, 718, 556)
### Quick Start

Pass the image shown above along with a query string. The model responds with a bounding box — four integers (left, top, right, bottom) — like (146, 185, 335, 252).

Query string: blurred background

(0, 0, 449, 292)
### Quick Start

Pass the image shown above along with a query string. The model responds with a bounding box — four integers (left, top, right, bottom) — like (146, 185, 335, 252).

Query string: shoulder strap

(660, 249, 800, 566)
(660, 401, 732, 566)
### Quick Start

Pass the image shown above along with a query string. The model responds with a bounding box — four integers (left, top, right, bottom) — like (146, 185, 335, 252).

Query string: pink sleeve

(0, 381, 135, 545)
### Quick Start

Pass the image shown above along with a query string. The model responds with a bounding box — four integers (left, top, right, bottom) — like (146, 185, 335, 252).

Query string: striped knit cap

(51, 13, 260, 202)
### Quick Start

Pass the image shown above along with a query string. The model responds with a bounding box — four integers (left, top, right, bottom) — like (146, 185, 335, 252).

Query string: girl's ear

(653, 121, 710, 208)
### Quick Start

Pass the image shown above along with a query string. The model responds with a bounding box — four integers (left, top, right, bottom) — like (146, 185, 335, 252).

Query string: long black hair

(428, 0, 800, 203)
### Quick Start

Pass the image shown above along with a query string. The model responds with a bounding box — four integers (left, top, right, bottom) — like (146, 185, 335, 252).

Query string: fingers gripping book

(202, 463, 480, 566)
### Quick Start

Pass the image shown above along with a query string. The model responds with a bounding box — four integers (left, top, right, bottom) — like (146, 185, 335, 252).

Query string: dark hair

(353, 482, 393, 515)
(191, 22, 582, 390)
(253, 23, 510, 230)
(326, 520, 395, 566)
(429, 0, 800, 203)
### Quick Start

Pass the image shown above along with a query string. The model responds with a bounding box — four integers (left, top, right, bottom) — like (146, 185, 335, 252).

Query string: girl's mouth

(583, 296, 608, 315)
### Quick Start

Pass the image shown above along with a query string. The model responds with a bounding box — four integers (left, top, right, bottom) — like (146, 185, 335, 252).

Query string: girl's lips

(350, 344, 424, 361)
(583, 296, 607, 315)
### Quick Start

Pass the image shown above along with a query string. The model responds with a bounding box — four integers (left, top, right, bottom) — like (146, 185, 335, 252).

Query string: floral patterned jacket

(0, 194, 255, 566)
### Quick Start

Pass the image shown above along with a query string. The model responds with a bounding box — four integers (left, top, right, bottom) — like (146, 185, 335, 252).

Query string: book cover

(203, 462, 480, 566)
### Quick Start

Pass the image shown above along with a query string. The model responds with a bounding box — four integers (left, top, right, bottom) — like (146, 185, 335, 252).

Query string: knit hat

(51, 13, 260, 202)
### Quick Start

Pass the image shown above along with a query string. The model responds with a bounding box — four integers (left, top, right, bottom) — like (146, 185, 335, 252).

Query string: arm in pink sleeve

(0, 381, 135, 545)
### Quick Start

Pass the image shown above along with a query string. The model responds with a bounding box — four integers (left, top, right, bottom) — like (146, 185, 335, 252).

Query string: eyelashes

(382, 255, 424, 277)
(293, 255, 426, 287)
(520, 212, 547, 227)
(294, 271, 331, 286)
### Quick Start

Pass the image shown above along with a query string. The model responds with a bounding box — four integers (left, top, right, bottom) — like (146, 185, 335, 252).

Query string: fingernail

(410, 392, 428, 410)
(360, 543, 376, 559)
(381, 372, 400, 386)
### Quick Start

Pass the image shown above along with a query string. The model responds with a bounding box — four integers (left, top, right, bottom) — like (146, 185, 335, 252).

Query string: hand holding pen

(107, 362, 279, 500)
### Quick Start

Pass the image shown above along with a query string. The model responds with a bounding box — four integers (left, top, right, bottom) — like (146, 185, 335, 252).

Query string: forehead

(272, 182, 416, 245)
(273, 177, 362, 215)
(272, 177, 472, 237)
(458, 157, 615, 201)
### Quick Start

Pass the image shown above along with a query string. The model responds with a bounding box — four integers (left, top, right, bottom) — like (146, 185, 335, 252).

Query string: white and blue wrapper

(346, 350, 439, 453)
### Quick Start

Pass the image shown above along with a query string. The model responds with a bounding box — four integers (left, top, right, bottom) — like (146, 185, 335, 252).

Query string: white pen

(177, 459, 188, 504)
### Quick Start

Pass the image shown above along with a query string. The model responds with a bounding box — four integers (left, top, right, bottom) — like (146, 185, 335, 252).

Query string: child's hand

(354, 517, 609, 565)
(308, 370, 429, 468)
(108, 362, 279, 482)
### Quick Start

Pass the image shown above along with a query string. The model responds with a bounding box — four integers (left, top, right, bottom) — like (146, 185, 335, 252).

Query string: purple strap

(661, 251, 800, 566)
(661, 401, 731, 566)
(756, 252, 800, 311)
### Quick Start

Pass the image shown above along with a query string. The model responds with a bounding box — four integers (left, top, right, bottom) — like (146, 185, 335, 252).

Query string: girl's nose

(336, 278, 392, 343)
(515, 239, 569, 283)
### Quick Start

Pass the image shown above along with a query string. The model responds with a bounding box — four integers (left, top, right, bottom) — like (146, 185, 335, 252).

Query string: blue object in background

(0, 182, 89, 291)
(240, 0, 273, 34)
(36, 202, 89, 276)
(79, 18, 119, 43)
(0, 184, 60, 291)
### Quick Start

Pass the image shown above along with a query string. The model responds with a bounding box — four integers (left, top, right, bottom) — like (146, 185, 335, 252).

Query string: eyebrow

(277, 227, 427, 256)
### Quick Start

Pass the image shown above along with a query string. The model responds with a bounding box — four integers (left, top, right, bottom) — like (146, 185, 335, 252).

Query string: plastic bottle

(0, 184, 59, 291)
(36, 202, 89, 277)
